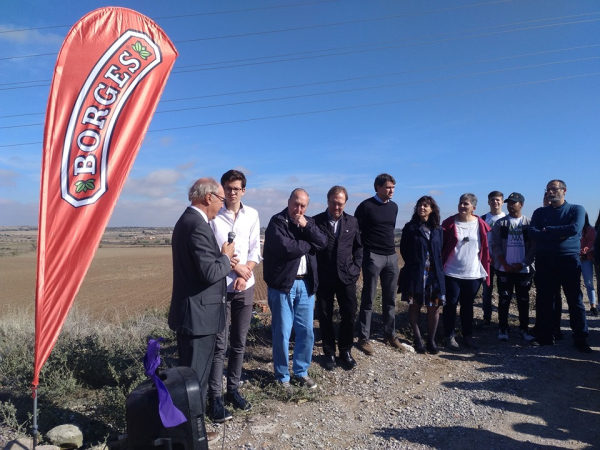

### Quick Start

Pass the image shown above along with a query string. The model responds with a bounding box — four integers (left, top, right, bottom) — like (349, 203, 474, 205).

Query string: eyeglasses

(210, 192, 226, 204)
(545, 187, 564, 193)
(224, 187, 244, 193)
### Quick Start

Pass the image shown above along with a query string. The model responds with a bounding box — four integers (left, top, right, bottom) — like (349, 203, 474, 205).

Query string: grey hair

(289, 188, 309, 201)
(460, 193, 478, 207)
(188, 178, 219, 202)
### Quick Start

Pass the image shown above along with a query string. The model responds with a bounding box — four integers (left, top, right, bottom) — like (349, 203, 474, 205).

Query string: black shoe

(554, 330, 564, 340)
(574, 341, 593, 353)
(339, 351, 357, 369)
(414, 339, 426, 354)
(426, 340, 439, 355)
(208, 397, 232, 423)
(591, 307, 599, 317)
(225, 390, 252, 411)
(531, 337, 556, 347)
(481, 319, 491, 327)
(322, 354, 336, 371)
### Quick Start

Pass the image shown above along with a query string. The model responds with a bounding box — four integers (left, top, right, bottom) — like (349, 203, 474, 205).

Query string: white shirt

(505, 216, 529, 273)
(210, 203, 262, 292)
(483, 211, 505, 257)
(445, 220, 488, 279)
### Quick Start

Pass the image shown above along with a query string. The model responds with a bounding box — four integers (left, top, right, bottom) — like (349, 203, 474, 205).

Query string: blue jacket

(530, 201, 584, 256)
(399, 220, 445, 296)
(263, 208, 327, 295)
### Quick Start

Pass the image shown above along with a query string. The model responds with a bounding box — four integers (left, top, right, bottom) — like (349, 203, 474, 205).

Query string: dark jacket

(263, 208, 327, 295)
(399, 221, 445, 296)
(168, 207, 229, 335)
(314, 211, 363, 287)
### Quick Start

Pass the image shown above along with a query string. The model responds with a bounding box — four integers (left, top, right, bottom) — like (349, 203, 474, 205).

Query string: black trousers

(317, 277, 358, 355)
(176, 332, 217, 421)
(497, 271, 532, 331)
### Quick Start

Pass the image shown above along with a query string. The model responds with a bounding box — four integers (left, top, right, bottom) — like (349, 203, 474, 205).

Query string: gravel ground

(207, 299, 600, 450)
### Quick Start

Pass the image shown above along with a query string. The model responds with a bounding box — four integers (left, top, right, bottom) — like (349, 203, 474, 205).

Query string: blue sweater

(529, 201, 584, 256)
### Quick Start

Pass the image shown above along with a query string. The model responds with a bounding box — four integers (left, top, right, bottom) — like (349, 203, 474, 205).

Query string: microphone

(228, 231, 236, 244)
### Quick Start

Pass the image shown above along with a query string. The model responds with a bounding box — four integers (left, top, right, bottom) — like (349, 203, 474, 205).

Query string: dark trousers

(497, 271, 532, 331)
(358, 251, 399, 339)
(208, 287, 254, 397)
(535, 254, 588, 342)
(443, 276, 482, 338)
(317, 278, 358, 355)
(176, 332, 217, 423)
(481, 265, 496, 321)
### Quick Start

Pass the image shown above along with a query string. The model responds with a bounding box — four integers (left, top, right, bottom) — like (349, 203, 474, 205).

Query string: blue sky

(1, 0, 599, 229)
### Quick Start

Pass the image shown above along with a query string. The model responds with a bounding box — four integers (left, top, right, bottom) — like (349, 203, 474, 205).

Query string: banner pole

(32, 385, 39, 449)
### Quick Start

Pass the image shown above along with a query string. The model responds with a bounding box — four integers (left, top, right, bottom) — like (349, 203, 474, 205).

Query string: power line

(170, 18, 600, 74)
(0, 0, 339, 34)
(1, 45, 598, 119)
(1, 71, 597, 147)
(171, 12, 600, 71)
(5, 55, 594, 128)
(2, 1, 565, 61)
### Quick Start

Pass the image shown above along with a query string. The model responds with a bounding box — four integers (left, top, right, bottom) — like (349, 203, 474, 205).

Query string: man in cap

(490, 192, 536, 342)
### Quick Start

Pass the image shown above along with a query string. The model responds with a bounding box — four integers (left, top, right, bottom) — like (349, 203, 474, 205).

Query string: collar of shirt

(190, 205, 208, 223)
(326, 210, 342, 235)
(373, 194, 388, 204)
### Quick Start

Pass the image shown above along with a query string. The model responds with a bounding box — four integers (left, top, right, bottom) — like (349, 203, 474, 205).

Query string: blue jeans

(268, 281, 315, 383)
(535, 254, 588, 342)
(581, 259, 597, 306)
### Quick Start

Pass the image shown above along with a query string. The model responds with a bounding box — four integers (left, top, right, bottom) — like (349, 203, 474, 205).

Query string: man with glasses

(207, 170, 261, 422)
(168, 178, 237, 443)
(263, 188, 327, 392)
(314, 186, 363, 370)
(530, 180, 591, 352)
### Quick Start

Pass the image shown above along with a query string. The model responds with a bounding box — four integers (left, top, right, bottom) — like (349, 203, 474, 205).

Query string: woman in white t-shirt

(441, 193, 491, 351)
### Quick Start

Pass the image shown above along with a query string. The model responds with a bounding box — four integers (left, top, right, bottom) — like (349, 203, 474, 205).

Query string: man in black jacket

(168, 177, 236, 444)
(314, 186, 363, 370)
(263, 188, 327, 391)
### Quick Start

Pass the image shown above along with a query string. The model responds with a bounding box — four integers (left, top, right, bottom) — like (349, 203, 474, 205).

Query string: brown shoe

(383, 335, 405, 351)
(357, 339, 374, 355)
(207, 431, 221, 442)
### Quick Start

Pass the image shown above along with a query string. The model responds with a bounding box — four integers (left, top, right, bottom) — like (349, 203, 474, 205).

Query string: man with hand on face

(168, 177, 237, 444)
(263, 188, 327, 392)
(207, 170, 261, 423)
(490, 193, 536, 342)
(355, 173, 402, 354)
(530, 180, 591, 353)
(314, 186, 363, 370)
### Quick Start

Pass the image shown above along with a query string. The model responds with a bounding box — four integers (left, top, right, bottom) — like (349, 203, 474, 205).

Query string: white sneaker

(519, 330, 535, 341)
(497, 329, 509, 342)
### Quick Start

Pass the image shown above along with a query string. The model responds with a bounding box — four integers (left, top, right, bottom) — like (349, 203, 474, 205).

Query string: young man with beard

(490, 193, 536, 342)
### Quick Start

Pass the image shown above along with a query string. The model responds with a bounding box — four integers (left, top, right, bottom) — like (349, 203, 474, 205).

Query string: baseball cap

(505, 192, 525, 204)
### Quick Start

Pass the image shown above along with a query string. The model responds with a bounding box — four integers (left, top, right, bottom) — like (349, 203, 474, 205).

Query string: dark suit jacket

(263, 208, 327, 295)
(399, 220, 445, 296)
(314, 211, 363, 287)
(168, 207, 230, 336)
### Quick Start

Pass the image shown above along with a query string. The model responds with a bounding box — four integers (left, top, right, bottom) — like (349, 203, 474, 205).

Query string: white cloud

(0, 169, 19, 187)
(0, 198, 38, 225)
(124, 169, 184, 198)
(0, 25, 63, 46)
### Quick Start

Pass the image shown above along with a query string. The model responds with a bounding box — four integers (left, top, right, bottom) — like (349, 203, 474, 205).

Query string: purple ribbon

(144, 338, 187, 428)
